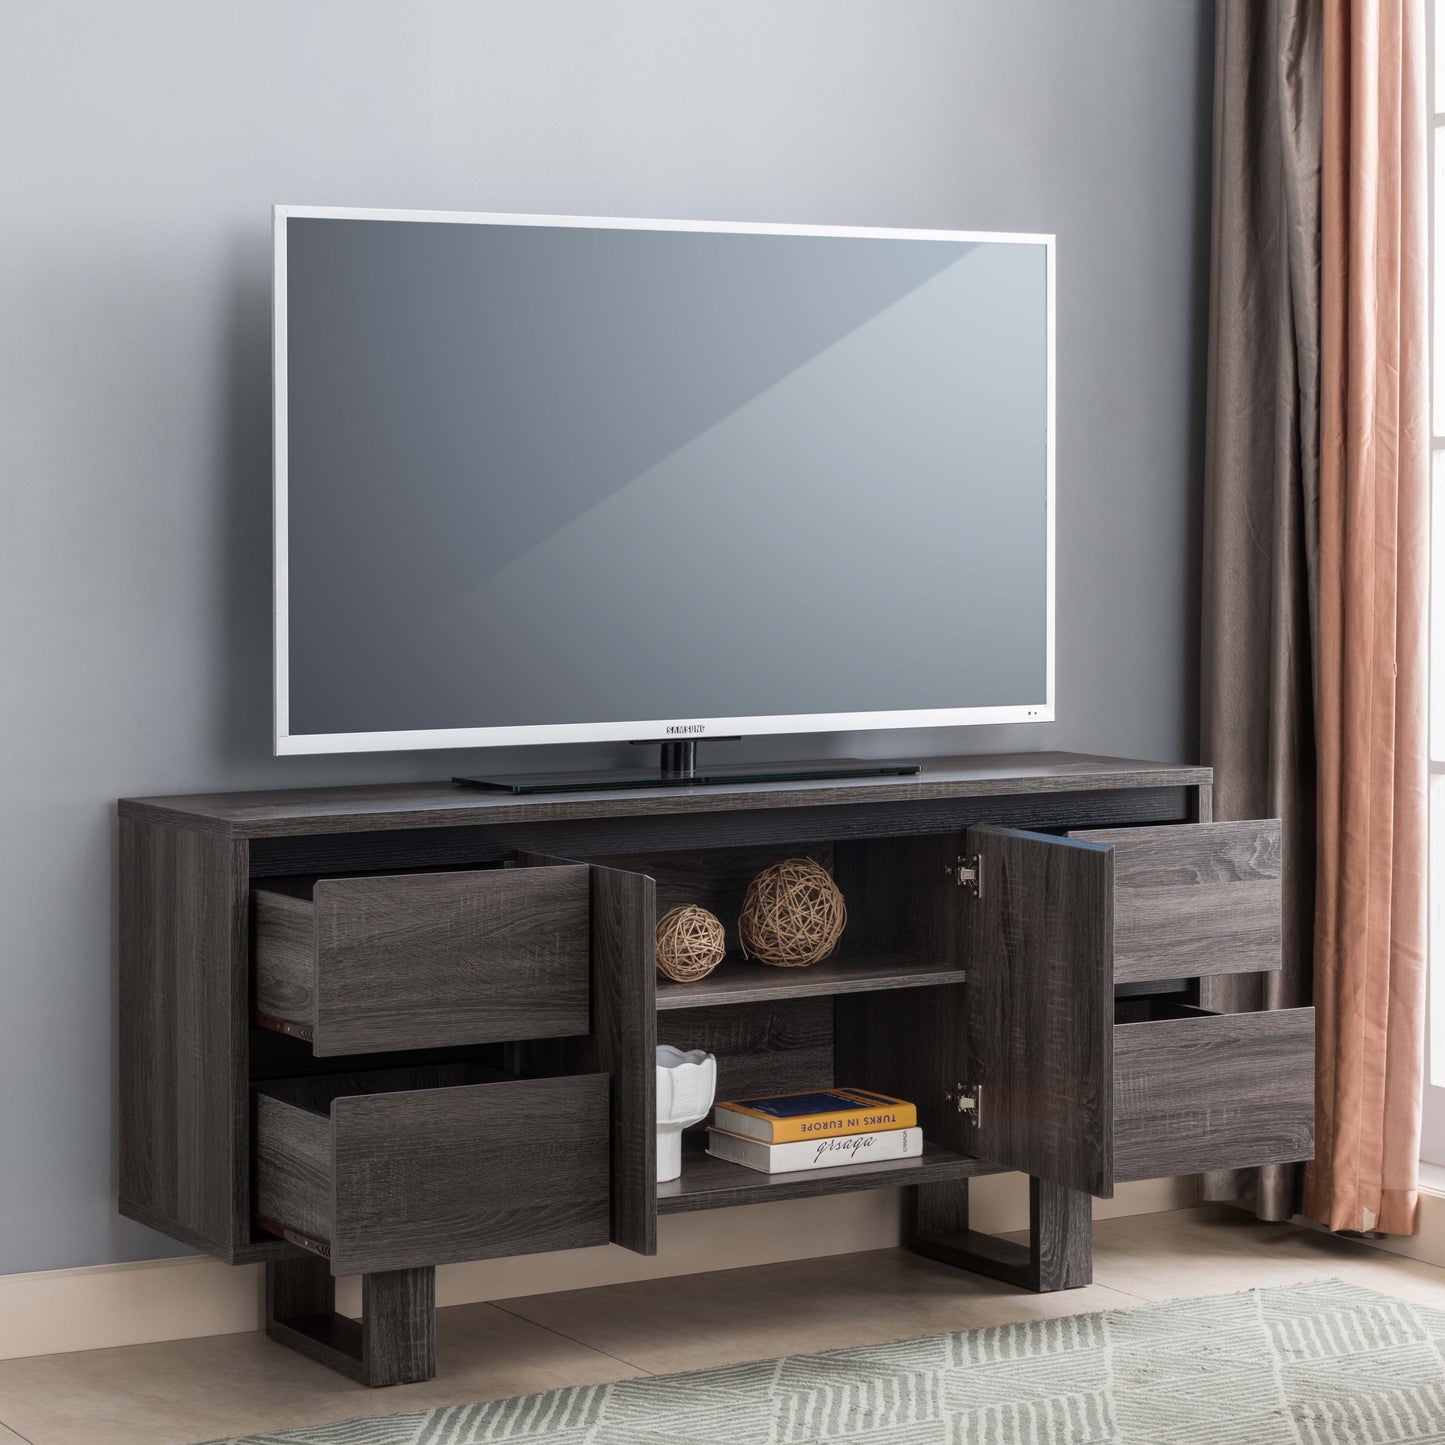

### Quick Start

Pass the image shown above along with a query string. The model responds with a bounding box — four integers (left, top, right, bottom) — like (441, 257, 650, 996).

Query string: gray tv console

(118, 752, 1312, 1386)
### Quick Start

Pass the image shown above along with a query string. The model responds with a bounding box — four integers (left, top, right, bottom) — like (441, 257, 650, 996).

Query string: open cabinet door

(964, 826, 1115, 1198)
(517, 850, 658, 1256)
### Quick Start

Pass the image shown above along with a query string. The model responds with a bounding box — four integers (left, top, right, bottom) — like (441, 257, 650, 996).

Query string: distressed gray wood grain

(835, 983, 970, 1154)
(1030, 1179, 1092, 1290)
(253, 1092, 333, 1251)
(266, 1253, 333, 1324)
(119, 753, 1213, 838)
(361, 1269, 437, 1386)
(119, 816, 253, 1260)
(253, 1074, 610, 1275)
(657, 1136, 997, 1213)
(833, 835, 971, 1153)
(1112, 1003, 1315, 1180)
(266, 1257, 436, 1387)
(869, 836, 1097, 1295)
(512, 852, 658, 1258)
(252, 887, 315, 1027)
(832, 833, 967, 963)
(908, 1177, 1092, 1291)
(252, 866, 591, 1055)
(594, 843, 831, 955)
(965, 826, 1115, 1198)
(256, 1063, 475, 1114)
(265, 1256, 357, 1379)
(657, 953, 966, 1011)
(331, 1074, 608, 1275)
(120, 753, 1325, 1341)
(1068, 820, 1282, 983)
(662, 998, 834, 1104)
(246, 787, 1196, 879)
(908, 1181, 1033, 1288)
(586, 861, 657, 1257)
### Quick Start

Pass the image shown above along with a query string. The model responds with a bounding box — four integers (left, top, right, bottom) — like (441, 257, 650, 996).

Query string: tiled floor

(3, 1204, 1445, 1444)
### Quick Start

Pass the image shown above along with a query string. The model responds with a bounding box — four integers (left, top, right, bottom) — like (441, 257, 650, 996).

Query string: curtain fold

(1199, 0, 1322, 1222)
(1307, 0, 1429, 1236)
(1201, 0, 1428, 1234)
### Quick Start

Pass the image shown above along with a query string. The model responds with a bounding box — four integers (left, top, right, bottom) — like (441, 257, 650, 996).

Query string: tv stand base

(910, 1178, 1092, 1292)
(120, 754, 1305, 1389)
(455, 738, 920, 793)
(261, 1178, 1086, 1385)
(266, 1258, 437, 1387)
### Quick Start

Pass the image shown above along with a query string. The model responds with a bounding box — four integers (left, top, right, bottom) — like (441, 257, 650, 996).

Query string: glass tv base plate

(454, 759, 921, 795)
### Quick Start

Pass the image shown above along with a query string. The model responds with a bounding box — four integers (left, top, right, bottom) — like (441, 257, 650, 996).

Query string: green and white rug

(203, 1280, 1445, 1444)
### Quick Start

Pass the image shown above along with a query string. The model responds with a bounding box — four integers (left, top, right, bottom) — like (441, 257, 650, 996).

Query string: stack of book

(705, 1087, 920, 1174)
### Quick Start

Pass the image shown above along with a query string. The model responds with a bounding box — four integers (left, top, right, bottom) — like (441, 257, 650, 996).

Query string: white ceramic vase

(655, 1046, 717, 1183)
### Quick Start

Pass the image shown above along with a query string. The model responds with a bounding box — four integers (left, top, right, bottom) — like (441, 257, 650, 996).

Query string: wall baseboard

(0, 1175, 1197, 1361)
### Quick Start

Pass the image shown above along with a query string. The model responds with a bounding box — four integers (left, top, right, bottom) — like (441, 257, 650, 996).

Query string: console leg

(908, 1177, 1092, 1292)
(265, 1258, 436, 1386)
(362, 1268, 437, 1386)
(1030, 1177, 1092, 1290)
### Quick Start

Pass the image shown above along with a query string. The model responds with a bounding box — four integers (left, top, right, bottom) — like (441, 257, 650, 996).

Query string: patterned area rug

(203, 1280, 1445, 1444)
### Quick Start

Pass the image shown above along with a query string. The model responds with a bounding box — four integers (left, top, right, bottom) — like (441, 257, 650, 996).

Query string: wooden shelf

(655, 1135, 1001, 1214)
(655, 952, 965, 1011)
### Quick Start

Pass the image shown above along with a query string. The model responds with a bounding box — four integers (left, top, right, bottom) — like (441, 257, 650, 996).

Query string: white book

(706, 1126, 924, 1175)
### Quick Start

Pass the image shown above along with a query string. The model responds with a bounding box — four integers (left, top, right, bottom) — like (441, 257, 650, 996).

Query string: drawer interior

(1114, 995, 1206, 1025)
(256, 1061, 504, 1116)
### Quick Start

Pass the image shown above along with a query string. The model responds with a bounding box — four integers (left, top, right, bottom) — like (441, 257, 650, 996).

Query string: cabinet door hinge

(947, 854, 981, 897)
(945, 1082, 982, 1126)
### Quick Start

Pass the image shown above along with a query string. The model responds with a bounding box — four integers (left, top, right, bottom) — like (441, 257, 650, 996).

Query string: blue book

(712, 1088, 916, 1143)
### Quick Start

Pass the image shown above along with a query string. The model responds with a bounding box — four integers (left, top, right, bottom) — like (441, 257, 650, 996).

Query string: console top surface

(119, 752, 1209, 840)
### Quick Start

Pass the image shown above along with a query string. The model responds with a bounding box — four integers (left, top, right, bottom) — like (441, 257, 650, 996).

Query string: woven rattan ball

(738, 858, 847, 968)
(655, 904, 727, 983)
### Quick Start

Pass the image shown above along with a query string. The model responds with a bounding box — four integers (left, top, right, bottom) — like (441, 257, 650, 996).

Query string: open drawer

(1067, 821, 1282, 983)
(252, 859, 591, 1055)
(963, 825, 1310, 1198)
(253, 1066, 610, 1274)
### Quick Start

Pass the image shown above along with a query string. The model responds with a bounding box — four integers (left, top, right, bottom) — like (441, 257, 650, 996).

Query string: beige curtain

(1199, 0, 1321, 1223)
(1307, 0, 1430, 1236)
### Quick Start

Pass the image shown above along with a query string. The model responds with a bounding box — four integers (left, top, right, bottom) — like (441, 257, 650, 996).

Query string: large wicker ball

(738, 857, 847, 967)
(656, 904, 727, 983)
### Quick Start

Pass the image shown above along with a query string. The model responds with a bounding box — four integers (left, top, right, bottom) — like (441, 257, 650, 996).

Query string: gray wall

(0, 0, 1213, 1274)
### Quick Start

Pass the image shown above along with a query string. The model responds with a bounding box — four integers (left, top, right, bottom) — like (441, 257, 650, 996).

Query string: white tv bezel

(273, 206, 1056, 756)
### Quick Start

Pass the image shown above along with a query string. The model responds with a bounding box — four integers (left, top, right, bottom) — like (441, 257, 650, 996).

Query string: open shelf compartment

(646, 835, 967, 1012)
(658, 1134, 1001, 1214)
(656, 951, 965, 1010)
(646, 833, 976, 1227)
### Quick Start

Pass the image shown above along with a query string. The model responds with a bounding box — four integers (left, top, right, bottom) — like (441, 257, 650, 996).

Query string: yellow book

(712, 1088, 917, 1144)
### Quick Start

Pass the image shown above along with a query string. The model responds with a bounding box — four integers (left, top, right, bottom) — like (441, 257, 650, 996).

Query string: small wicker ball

(655, 904, 727, 983)
(738, 857, 847, 967)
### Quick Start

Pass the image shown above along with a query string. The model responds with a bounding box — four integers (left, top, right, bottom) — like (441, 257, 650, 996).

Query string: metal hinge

(947, 854, 981, 897)
(945, 1082, 982, 1126)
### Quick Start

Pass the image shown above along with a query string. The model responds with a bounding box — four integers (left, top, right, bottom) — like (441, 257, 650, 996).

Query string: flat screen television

(274, 208, 1054, 782)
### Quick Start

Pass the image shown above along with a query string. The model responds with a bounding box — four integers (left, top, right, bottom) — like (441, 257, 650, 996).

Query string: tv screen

(274, 210, 1053, 753)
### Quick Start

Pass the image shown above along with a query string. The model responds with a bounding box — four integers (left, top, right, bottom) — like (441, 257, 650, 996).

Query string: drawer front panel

(1069, 821, 1281, 984)
(254, 1073, 611, 1275)
(303, 866, 591, 1055)
(1112, 1006, 1313, 1182)
(331, 1074, 610, 1274)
